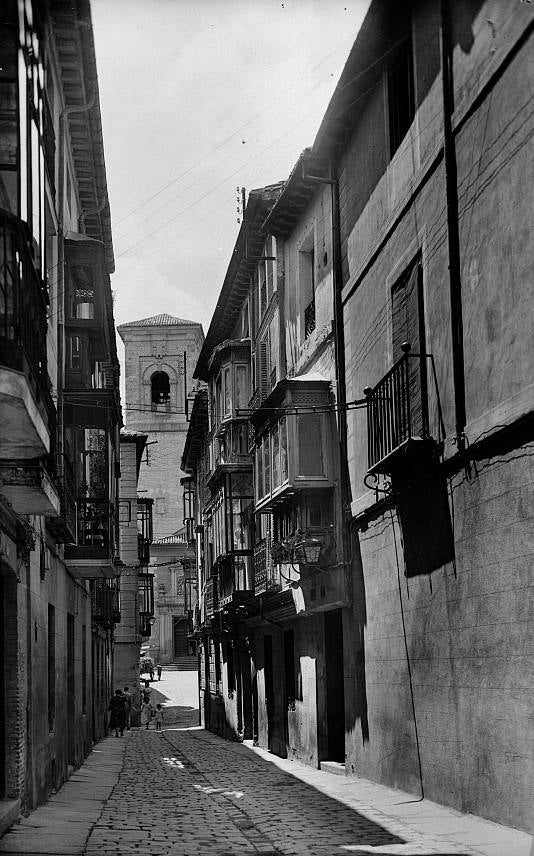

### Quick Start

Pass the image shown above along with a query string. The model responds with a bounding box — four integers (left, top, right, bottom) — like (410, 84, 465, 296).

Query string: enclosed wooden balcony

(65, 499, 118, 579)
(0, 213, 55, 459)
(216, 553, 253, 608)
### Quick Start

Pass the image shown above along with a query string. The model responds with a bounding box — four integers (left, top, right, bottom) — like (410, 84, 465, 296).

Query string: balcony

(253, 540, 282, 595)
(0, 458, 60, 516)
(364, 345, 444, 477)
(216, 553, 253, 608)
(47, 458, 76, 542)
(204, 575, 218, 620)
(0, 213, 55, 459)
(64, 499, 118, 579)
(91, 579, 116, 628)
(137, 497, 153, 565)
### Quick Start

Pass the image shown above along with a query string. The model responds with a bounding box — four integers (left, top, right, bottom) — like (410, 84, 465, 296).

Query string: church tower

(117, 314, 204, 663)
(118, 314, 204, 539)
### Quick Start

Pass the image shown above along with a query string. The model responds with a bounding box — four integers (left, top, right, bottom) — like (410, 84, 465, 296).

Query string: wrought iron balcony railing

(91, 579, 116, 627)
(253, 540, 282, 595)
(364, 345, 444, 475)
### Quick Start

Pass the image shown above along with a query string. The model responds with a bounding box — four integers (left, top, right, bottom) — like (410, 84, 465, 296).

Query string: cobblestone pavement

(1, 688, 530, 856)
(83, 726, 470, 856)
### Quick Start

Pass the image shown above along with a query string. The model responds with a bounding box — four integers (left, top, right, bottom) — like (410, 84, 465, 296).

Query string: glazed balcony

(216, 553, 253, 608)
(65, 499, 118, 579)
(0, 456, 60, 516)
(0, 212, 55, 459)
(204, 575, 218, 620)
(364, 345, 444, 477)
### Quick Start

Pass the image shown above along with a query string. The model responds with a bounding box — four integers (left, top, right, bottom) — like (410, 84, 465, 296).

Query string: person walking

(156, 664, 162, 681)
(123, 686, 132, 730)
(108, 689, 127, 737)
(154, 703, 164, 730)
(142, 680, 152, 704)
(140, 698, 152, 730)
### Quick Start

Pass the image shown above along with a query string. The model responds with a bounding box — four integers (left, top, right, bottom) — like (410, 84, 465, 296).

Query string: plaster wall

(345, 447, 534, 830)
(339, 5, 534, 831)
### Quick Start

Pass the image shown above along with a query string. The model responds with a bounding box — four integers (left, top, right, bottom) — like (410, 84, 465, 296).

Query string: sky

(91, 0, 371, 381)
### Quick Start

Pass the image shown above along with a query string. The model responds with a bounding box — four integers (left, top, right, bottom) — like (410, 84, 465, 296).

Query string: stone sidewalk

(0, 725, 530, 856)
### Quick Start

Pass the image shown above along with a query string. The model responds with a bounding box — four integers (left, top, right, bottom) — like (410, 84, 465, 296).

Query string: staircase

(163, 657, 198, 671)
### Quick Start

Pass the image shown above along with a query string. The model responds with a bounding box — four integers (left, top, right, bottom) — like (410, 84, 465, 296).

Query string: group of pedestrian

(108, 686, 132, 737)
(140, 658, 163, 682)
(140, 680, 164, 730)
(108, 683, 164, 736)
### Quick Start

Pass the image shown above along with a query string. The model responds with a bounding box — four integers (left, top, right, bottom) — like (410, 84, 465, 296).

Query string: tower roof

(117, 314, 201, 330)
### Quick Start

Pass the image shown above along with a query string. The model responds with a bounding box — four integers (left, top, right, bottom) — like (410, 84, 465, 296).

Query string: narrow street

(0, 672, 529, 856)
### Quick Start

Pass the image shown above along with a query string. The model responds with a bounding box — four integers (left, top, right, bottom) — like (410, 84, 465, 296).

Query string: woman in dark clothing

(108, 689, 127, 737)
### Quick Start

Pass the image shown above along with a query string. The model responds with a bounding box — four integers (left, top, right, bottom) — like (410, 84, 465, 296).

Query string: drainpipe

(440, 0, 466, 450)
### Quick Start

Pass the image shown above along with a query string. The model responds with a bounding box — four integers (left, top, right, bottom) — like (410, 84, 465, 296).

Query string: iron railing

(253, 540, 281, 595)
(364, 346, 444, 472)
(47, 455, 76, 543)
(91, 579, 115, 626)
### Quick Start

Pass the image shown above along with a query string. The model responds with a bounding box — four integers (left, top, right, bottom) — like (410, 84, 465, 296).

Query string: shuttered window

(391, 258, 426, 437)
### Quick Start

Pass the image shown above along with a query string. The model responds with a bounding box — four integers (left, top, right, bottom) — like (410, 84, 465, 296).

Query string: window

(391, 256, 426, 437)
(257, 236, 276, 324)
(299, 231, 315, 340)
(69, 335, 81, 370)
(235, 364, 248, 411)
(387, 32, 415, 159)
(223, 367, 231, 416)
(151, 371, 170, 404)
(297, 414, 324, 477)
(75, 427, 107, 498)
(70, 265, 95, 319)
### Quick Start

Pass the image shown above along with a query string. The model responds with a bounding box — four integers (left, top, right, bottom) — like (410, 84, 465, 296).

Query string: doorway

(67, 613, 75, 765)
(324, 610, 345, 761)
(264, 634, 274, 751)
(173, 617, 189, 658)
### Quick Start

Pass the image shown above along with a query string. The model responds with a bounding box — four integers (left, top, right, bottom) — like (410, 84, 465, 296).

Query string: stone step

(319, 761, 346, 776)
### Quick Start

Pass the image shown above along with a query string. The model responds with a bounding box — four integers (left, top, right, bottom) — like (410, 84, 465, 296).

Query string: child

(140, 699, 152, 730)
(154, 703, 164, 731)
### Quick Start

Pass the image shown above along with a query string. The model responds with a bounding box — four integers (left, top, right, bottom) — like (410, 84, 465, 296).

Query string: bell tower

(117, 314, 204, 665)
(118, 314, 204, 540)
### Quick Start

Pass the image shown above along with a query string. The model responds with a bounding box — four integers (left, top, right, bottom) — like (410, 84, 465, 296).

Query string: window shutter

(259, 340, 270, 402)
(391, 259, 425, 436)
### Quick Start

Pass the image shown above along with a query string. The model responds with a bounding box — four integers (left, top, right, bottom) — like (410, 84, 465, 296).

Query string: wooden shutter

(259, 339, 270, 402)
(391, 258, 426, 436)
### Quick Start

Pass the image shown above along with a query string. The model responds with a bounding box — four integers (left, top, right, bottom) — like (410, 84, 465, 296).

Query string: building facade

(114, 432, 154, 720)
(184, 0, 534, 834)
(0, 0, 121, 824)
(117, 315, 203, 664)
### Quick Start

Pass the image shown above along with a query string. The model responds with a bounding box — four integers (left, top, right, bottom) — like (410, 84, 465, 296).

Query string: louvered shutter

(259, 340, 270, 402)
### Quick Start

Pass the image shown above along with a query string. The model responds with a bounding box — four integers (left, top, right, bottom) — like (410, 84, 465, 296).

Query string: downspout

(440, 0, 466, 450)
